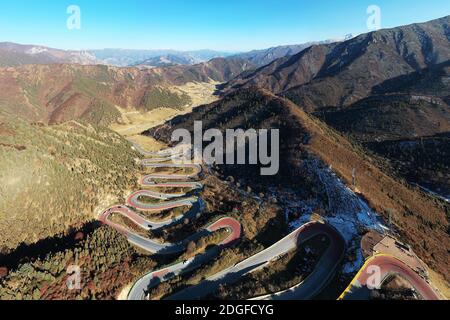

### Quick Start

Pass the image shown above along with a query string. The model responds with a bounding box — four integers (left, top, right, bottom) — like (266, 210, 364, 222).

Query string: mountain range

(0, 57, 253, 125)
(0, 15, 449, 293)
(90, 48, 235, 67)
(229, 39, 341, 67)
(0, 43, 237, 67)
(0, 40, 342, 68)
(221, 16, 450, 110)
(0, 42, 98, 67)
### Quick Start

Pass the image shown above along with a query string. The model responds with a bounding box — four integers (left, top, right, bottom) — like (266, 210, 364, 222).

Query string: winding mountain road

(100, 159, 222, 253)
(126, 190, 199, 213)
(139, 179, 204, 199)
(100, 142, 441, 301)
(167, 221, 346, 300)
(132, 143, 190, 158)
(128, 217, 242, 300)
(141, 161, 203, 180)
(99, 143, 242, 299)
(338, 254, 441, 300)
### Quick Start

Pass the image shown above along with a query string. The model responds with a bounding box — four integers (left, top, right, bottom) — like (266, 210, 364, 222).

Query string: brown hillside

(0, 58, 252, 126)
(147, 88, 449, 281)
(284, 99, 449, 281)
(221, 16, 450, 112)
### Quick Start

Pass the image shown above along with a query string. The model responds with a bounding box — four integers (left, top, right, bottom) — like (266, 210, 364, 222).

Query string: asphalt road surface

(141, 161, 203, 180)
(127, 217, 242, 300)
(167, 221, 346, 300)
(100, 143, 441, 301)
(339, 254, 441, 300)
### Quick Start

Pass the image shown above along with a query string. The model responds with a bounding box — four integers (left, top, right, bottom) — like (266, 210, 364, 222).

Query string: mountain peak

(221, 15, 450, 111)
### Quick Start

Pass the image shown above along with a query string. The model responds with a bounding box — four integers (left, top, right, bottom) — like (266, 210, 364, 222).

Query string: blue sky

(0, 0, 449, 51)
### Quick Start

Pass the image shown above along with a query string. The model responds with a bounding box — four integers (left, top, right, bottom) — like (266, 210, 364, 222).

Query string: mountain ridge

(229, 39, 342, 67)
(146, 88, 450, 281)
(0, 42, 99, 67)
(0, 40, 346, 69)
(0, 58, 253, 126)
(221, 15, 450, 111)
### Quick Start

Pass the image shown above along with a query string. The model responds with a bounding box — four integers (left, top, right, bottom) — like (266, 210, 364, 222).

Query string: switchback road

(338, 254, 441, 300)
(167, 221, 346, 300)
(100, 142, 441, 301)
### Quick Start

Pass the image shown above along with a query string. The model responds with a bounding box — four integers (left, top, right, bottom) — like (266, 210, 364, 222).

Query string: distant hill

(221, 16, 450, 112)
(0, 42, 99, 67)
(90, 48, 235, 67)
(160, 58, 255, 85)
(133, 54, 197, 67)
(230, 40, 339, 67)
(0, 43, 236, 68)
(0, 58, 253, 125)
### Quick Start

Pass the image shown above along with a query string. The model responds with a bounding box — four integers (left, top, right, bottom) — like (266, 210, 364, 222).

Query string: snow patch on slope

(288, 160, 387, 273)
